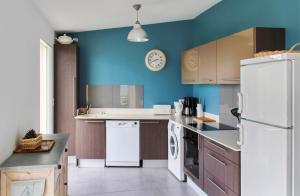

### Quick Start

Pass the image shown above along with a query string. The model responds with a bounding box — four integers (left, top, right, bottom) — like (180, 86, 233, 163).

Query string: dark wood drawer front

(140, 120, 168, 159)
(204, 148, 240, 194)
(204, 138, 240, 164)
(76, 120, 106, 159)
(204, 171, 238, 196)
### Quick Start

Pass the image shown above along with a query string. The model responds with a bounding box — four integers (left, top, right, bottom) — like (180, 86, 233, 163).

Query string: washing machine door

(169, 130, 179, 160)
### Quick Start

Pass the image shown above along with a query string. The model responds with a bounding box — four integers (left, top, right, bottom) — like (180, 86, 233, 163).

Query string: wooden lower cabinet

(76, 120, 106, 159)
(204, 171, 238, 196)
(140, 120, 168, 159)
(184, 134, 240, 196)
(203, 138, 240, 196)
(1, 148, 68, 196)
(204, 147, 240, 195)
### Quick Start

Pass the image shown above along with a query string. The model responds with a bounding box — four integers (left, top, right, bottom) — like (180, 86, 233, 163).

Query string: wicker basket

(254, 50, 300, 57)
(19, 134, 43, 150)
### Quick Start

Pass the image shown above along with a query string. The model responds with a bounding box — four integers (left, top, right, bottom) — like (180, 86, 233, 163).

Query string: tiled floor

(68, 165, 199, 196)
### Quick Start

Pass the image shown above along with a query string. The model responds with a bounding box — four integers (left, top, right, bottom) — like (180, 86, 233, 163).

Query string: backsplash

(219, 85, 240, 127)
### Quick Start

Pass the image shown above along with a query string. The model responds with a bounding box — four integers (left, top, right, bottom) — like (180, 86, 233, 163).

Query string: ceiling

(32, 0, 221, 32)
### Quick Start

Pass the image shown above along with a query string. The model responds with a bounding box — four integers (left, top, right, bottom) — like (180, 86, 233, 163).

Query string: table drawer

(204, 147, 240, 194)
(204, 138, 240, 164)
(204, 171, 239, 196)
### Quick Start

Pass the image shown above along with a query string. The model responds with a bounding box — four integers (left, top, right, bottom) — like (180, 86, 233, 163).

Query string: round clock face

(145, 49, 166, 71)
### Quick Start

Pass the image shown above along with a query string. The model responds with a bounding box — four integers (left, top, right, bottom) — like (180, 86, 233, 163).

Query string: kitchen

(0, 0, 300, 196)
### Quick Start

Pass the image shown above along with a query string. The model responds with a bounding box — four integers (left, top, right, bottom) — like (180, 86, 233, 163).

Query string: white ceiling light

(127, 4, 149, 42)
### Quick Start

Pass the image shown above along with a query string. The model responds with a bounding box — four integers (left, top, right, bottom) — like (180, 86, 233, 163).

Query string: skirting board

(187, 177, 208, 196)
(78, 159, 105, 168)
(142, 160, 168, 168)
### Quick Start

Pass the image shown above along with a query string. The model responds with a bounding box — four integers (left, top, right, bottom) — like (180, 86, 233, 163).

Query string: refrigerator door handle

(237, 123, 244, 145)
(237, 92, 243, 114)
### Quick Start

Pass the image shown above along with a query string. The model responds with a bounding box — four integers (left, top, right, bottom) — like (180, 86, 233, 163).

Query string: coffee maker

(182, 97, 198, 116)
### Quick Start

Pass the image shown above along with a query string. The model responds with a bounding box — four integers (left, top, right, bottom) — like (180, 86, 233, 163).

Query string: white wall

(0, 0, 54, 164)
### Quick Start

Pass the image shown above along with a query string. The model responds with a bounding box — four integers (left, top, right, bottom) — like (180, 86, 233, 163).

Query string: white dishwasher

(106, 121, 140, 167)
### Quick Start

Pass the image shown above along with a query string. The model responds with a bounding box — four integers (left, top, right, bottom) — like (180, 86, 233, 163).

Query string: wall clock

(145, 49, 167, 71)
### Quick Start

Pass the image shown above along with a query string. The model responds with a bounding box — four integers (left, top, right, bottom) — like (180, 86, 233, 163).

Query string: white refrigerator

(239, 54, 300, 196)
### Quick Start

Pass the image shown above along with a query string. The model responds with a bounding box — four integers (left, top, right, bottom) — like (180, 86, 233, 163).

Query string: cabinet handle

(237, 92, 243, 114)
(58, 164, 62, 169)
(208, 153, 226, 166)
(207, 178, 227, 194)
(140, 121, 160, 124)
(207, 140, 227, 152)
(73, 77, 77, 117)
(65, 148, 68, 152)
(64, 182, 68, 186)
(183, 79, 196, 83)
(202, 79, 214, 82)
(84, 120, 105, 123)
(237, 123, 244, 145)
(221, 78, 240, 81)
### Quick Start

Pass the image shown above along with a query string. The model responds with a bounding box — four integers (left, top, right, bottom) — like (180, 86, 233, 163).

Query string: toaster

(153, 105, 172, 115)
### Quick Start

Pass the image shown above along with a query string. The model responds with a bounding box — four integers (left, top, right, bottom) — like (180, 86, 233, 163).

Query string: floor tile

(68, 165, 198, 196)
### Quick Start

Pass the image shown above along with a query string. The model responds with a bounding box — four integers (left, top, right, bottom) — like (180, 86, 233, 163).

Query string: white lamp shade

(127, 22, 149, 42)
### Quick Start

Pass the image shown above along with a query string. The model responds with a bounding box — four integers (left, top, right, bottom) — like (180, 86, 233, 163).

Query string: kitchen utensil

(56, 34, 74, 44)
(174, 101, 183, 116)
(231, 108, 241, 122)
(196, 103, 203, 118)
(182, 97, 198, 116)
(15, 140, 55, 153)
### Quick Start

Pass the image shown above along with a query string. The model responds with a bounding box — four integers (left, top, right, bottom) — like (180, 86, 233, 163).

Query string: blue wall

(192, 0, 300, 115)
(71, 21, 194, 107)
(71, 0, 300, 113)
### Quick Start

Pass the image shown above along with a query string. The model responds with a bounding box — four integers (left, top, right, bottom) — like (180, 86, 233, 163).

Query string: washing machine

(168, 120, 185, 181)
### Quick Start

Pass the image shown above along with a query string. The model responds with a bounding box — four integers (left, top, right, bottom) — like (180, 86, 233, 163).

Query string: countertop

(169, 115, 240, 151)
(0, 133, 69, 170)
(75, 113, 171, 120)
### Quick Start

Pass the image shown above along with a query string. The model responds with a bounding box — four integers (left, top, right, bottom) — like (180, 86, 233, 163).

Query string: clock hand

(151, 59, 160, 63)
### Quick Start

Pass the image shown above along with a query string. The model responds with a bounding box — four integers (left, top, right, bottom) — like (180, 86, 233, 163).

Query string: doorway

(40, 39, 54, 134)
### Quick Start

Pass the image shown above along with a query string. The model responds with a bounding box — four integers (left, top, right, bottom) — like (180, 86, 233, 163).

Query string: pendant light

(127, 4, 149, 42)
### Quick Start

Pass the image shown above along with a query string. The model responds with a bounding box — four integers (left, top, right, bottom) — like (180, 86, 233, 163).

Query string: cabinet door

(198, 41, 217, 84)
(204, 147, 240, 195)
(1, 168, 55, 196)
(217, 28, 254, 84)
(204, 171, 239, 196)
(54, 44, 78, 155)
(140, 120, 168, 159)
(76, 120, 106, 159)
(204, 139, 240, 165)
(181, 48, 199, 84)
(62, 150, 68, 196)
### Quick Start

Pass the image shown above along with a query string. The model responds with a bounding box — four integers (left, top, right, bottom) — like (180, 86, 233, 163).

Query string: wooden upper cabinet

(217, 28, 254, 84)
(181, 27, 285, 84)
(198, 41, 217, 84)
(181, 48, 199, 84)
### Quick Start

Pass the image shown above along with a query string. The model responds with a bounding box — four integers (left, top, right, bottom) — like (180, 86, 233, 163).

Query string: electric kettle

(174, 101, 183, 116)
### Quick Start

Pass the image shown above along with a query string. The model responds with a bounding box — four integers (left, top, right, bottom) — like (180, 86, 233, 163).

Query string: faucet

(86, 104, 91, 114)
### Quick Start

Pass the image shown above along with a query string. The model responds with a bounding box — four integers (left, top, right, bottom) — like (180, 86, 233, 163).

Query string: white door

(240, 120, 292, 196)
(240, 60, 292, 128)
(40, 40, 54, 134)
